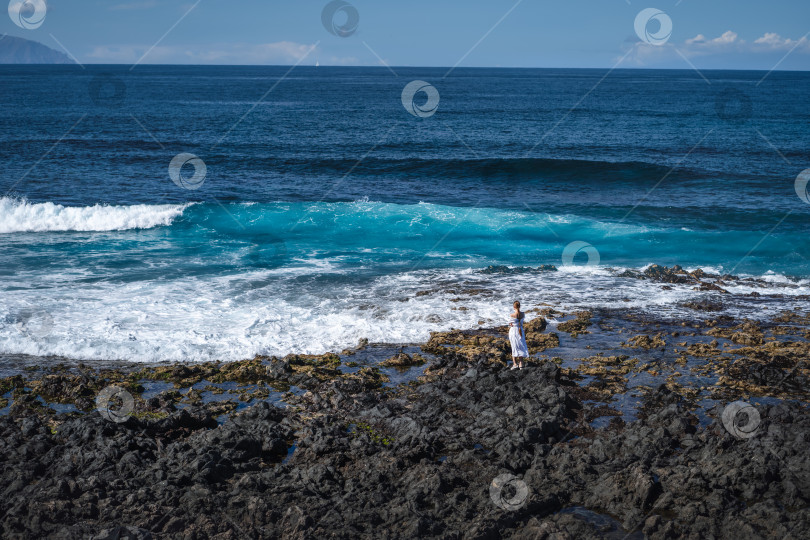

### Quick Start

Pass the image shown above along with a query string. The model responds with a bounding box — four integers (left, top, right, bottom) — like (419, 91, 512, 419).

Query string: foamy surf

(1, 263, 809, 363)
(0, 197, 189, 233)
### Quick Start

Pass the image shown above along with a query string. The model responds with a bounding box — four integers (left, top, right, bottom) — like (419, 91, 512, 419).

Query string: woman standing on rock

(509, 301, 529, 370)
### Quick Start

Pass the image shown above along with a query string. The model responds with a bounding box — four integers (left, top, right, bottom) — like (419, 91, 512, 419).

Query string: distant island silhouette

(0, 34, 75, 64)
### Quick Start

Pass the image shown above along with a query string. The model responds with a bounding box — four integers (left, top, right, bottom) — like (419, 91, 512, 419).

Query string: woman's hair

(513, 301, 520, 308)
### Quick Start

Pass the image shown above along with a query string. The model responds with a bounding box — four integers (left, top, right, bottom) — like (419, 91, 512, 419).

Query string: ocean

(1, 65, 809, 362)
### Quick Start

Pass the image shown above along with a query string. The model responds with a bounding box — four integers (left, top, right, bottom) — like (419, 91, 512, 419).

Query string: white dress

(509, 316, 529, 357)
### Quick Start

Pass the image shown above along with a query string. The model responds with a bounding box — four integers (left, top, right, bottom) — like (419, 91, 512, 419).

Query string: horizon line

(2, 62, 810, 73)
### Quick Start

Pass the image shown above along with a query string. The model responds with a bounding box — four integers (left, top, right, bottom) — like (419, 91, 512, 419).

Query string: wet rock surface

(1, 355, 808, 539)
(379, 352, 427, 368)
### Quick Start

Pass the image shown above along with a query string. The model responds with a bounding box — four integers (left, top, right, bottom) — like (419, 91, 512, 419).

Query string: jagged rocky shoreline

(1, 265, 809, 539)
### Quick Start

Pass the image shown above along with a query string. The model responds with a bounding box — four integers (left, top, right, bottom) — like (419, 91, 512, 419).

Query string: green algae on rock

(557, 311, 592, 337)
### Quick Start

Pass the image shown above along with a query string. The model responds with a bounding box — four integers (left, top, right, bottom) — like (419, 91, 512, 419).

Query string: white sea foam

(759, 271, 810, 286)
(2, 262, 808, 363)
(0, 197, 189, 233)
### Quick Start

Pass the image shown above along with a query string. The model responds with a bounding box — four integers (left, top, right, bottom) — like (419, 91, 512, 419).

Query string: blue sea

(1, 65, 809, 362)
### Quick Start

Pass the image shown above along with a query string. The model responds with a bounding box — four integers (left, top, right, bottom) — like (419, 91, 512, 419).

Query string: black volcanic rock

(1, 312, 809, 538)
(0, 34, 75, 64)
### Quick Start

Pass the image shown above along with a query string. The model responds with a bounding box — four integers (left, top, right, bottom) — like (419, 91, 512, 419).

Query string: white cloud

(714, 31, 739, 45)
(189, 42, 317, 64)
(86, 41, 361, 65)
(87, 45, 146, 63)
(682, 30, 741, 52)
(685, 34, 707, 45)
(622, 30, 809, 66)
(755, 32, 783, 47)
(753, 32, 810, 51)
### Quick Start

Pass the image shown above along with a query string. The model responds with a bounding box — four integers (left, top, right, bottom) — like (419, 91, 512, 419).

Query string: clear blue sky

(3, 0, 810, 69)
